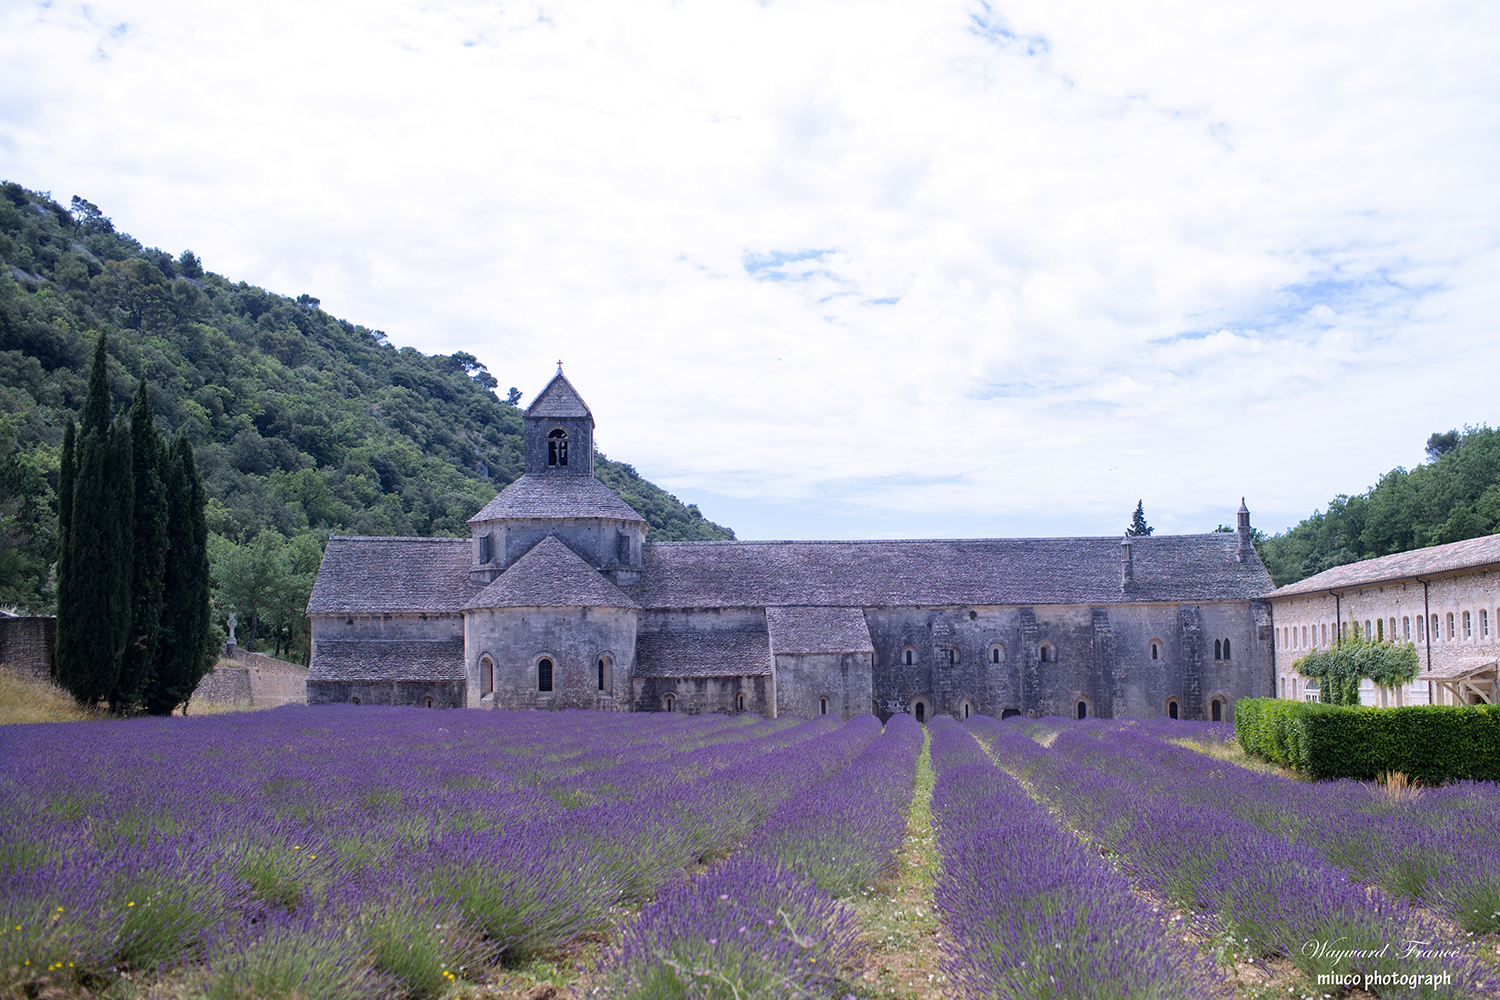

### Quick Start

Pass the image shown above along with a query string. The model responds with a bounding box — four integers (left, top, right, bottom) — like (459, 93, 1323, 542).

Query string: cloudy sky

(3, 1, 1497, 540)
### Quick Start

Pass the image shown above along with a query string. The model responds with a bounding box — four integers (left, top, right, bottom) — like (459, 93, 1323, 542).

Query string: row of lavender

(0, 706, 876, 997)
(926, 717, 1215, 1000)
(606, 713, 925, 999)
(1075, 718, 1500, 934)
(966, 716, 1493, 999)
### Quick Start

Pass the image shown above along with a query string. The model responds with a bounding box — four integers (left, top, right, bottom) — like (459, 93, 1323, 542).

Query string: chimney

(1236, 498, 1253, 563)
(1121, 532, 1135, 592)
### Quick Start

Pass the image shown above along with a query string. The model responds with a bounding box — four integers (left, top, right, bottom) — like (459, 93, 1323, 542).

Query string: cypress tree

(57, 414, 133, 705)
(80, 333, 111, 439)
(147, 436, 214, 715)
(54, 418, 77, 690)
(117, 379, 168, 711)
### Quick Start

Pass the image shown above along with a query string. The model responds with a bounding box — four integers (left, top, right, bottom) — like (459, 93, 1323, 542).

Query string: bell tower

(524, 363, 593, 477)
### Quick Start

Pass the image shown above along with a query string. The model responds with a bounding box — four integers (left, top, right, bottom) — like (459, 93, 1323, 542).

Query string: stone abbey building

(307, 371, 1276, 721)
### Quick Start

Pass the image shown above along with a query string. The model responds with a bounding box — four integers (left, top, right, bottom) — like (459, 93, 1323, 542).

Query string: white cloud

(2, 0, 1498, 538)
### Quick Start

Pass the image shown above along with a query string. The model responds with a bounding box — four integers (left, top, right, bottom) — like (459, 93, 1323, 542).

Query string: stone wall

(191, 663, 252, 708)
(0, 616, 55, 681)
(632, 674, 774, 716)
(774, 652, 873, 720)
(865, 601, 1267, 722)
(466, 605, 636, 711)
(190, 649, 308, 709)
(227, 648, 308, 707)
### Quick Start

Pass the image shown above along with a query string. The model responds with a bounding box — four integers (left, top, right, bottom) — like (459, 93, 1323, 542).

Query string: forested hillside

(0, 182, 732, 650)
(1256, 426, 1500, 587)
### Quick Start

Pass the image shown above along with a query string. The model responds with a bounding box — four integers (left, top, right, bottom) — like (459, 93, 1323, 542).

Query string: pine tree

(146, 436, 214, 715)
(1127, 500, 1154, 537)
(117, 379, 168, 711)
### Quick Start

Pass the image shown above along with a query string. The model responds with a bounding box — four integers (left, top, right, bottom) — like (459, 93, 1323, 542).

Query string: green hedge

(1234, 698, 1500, 782)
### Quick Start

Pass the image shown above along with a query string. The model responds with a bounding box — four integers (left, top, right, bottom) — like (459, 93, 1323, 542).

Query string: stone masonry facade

(306, 371, 1277, 722)
(1265, 534, 1500, 707)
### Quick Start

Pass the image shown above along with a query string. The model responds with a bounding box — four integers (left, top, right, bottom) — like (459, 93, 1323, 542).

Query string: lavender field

(1, 706, 1496, 999)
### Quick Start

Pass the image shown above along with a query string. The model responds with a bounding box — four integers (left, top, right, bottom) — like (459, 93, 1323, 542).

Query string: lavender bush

(745, 712, 922, 894)
(606, 854, 859, 999)
(929, 717, 1216, 1000)
(0, 706, 867, 995)
(970, 716, 1494, 998)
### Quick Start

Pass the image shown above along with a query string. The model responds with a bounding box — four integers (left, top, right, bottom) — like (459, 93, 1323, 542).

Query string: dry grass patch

(0, 668, 103, 725)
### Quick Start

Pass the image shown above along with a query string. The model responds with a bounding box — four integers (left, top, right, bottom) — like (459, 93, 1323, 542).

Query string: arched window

(1446, 613, 1455, 639)
(914, 702, 926, 724)
(1280, 676, 1286, 699)
(597, 654, 613, 692)
(424, 696, 434, 708)
(1000, 707, 1020, 719)
(946, 647, 958, 667)
(1483, 610, 1490, 638)
(1431, 614, 1439, 641)
(820, 696, 829, 715)
(1404, 616, 1411, 640)
(537, 657, 553, 692)
(989, 643, 1005, 664)
(1222, 638, 1231, 660)
(962, 701, 971, 719)
(1365, 619, 1372, 639)
(1076, 700, 1087, 719)
(547, 428, 568, 467)
(1464, 611, 1472, 639)
(1039, 642, 1054, 663)
(1211, 697, 1224, 722)
(903, 647, 915, 666)
(1214, 639, 1222, 660)
(1149, 640, 1161, 661)
(1166, 698, 1179, 720)
(351, 696, 361, 705)
(480, 655, 494, 696)
(664, 694, 675, 712)
(736, 692, 746, 712)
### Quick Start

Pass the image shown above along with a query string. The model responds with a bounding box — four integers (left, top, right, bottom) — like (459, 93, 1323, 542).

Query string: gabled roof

(468, 474, 647, 524)
(307, 537, 480, 615)
(635, 624, 773, 678)
(465, 535, 639, 610)
(628, 533, 1273, 609)
(1266, 534, 1500, 599)
(766, 607, 874, 654)
(308, 638, 464, 682)
(526, 371, 592, 419)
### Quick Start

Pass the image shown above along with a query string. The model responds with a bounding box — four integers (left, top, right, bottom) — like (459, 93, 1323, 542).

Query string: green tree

(117, 378, 168, 710)
(1126, 500, 1153, 537)
(55, 337, 135, 707)
(1292, 615, 1419, 706)
(145, 436, 215, 715)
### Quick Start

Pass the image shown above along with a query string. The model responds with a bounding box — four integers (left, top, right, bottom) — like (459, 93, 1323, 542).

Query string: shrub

(1235, 698, 1500, 781)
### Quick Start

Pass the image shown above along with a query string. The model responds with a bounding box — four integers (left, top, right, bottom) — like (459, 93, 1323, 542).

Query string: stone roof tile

(465, 535, 639, 610)
(526, 372, 592, 419)
(469, 474, 647, 524)
(1267, 534, 1500, 599)
(766, 607, 874, 654)
(308, 638, 465, 682)
(630, 534, 1272, 609)
(307, 537, 480, 615)
(635, 625, 773, 678)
